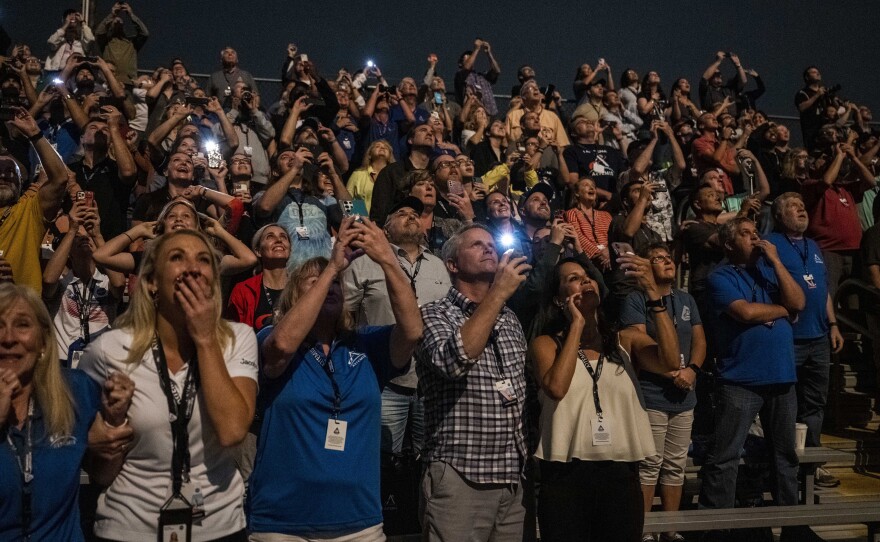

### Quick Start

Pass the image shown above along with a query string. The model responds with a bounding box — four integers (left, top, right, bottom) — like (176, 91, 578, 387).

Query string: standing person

(206, 47, 258, 109)
(765, 193, 845, 488)
(566, 177, 613, 272)
(619, 245, 706, 542)
(225, 224, 291, 333)
(45, 9, 95, 72)
(529, 254, 681, 542)
(698, 218, 807, 540)
(344, 197, 451, 456)
(248, 216, 422, 541)
(454, 38, 501, 118)
(417, 224, 531, 542)
(78, 230, 259, 542)
(94, 1, 150, 84)
(0, 283, 133, 542)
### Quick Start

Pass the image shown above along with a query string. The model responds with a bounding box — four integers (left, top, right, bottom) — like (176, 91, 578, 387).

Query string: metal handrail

(834, 278, 880, 338)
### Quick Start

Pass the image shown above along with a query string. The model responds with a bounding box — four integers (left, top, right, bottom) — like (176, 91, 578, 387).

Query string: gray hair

(771, 192, 803, 222)
(718, 217, 754, 251)
(441, 223, 493, 266)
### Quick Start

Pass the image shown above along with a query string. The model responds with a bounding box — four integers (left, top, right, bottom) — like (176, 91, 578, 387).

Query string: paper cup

(795, 423, 808, 451)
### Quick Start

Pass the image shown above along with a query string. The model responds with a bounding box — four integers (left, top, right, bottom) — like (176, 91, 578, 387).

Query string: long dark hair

(529, 258, 622, 364)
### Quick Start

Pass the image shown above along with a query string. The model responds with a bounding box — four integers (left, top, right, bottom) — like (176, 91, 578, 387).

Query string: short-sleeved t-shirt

(248, 325, 402, 535)
(78, 323, 259, 542)
(801, 180, 867, 251)
(708, 264, 796, 386)
(563, 143, 627, 195)
(620, 289, 701, 413)
(680, 221, 724, 301)
(69, 157, 135, 240)
(762, 233, 828, 340)
(0, 370, 100, 542)
(0, 188, 47, 293)
(45, 269, 117, 361)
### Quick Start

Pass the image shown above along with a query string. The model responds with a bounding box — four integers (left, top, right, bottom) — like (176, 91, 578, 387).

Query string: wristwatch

(686, 363, 702, 375)
(645, 297, 666, 309)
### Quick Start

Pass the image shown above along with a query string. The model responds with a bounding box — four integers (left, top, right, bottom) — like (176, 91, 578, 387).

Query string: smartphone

(651, 182, 668, 193)
(304, 97, 325, 106)
(433, 91, 443, 105)
(207, 148, 222, 169)
(82, 56, 99, 63)
(517, 145, 526, 154)
(447, 179, 464, 196)
(185, 96, 210, 107)
(386, 85, 397, 95)
(75, 190, 86, 201)
(98, 96, 125, 110)
(234, 181, 249, 196)
(84, 191, 94, 207)
(611, 242, 635, 257)
(543, 84, 556, 105)
(340, 200, 366, 222)
(553, 210, 565, 221)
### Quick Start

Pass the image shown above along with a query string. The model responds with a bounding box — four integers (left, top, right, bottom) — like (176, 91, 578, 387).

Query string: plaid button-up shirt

(416, 287, 528, 484)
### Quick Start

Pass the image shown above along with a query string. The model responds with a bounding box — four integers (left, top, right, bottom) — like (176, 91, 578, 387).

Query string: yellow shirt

(0, 189, 47, 294)
(506, 108, 571, 147)
(346, 166, 378, 212)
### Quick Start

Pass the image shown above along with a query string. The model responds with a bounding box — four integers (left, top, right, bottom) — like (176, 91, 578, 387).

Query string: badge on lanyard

(295, 226, 310, 240)
(159, 495, 193, 542)
(325, 419, 348, 451)
(590, 413, 613, 446)
(803, 273, 817, 289)
(495, 379, 517, 406)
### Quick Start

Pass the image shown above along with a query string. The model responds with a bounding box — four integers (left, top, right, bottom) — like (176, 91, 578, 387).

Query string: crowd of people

(1, 4, 880, 542)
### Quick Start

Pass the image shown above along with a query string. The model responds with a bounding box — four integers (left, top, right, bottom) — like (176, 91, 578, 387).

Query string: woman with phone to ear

(529, 255, 680, 542)
(248, 216, 422, 541)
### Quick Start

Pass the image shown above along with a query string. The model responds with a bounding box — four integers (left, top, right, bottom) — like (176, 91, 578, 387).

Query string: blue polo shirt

(762, 233, 829, 340)
(248, 325, 403, 535)
(0, 369, 100, 542)
(620, 289, 702, 413)
(708, 263, 796, 386)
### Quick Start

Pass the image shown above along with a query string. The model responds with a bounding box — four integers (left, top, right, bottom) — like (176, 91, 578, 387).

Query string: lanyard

(580, 208, 601, 245)
(488, 329, 508, 379)
(785, 235, 810, 273)
(0, 204, 14, 230)
(261, 281, 279, 312)
(6, 398, 34, 541)
(152, 337, 199, 495)
(577, 350, 605, 416)
(291, 193, 305, 226)
(307, 346, 342, 419)
(398, 254, 423, 292)
(71, 278, 95, 343)
(732, 266, 762, 302)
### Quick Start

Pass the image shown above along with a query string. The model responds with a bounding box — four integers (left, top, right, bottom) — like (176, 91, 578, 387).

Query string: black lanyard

(398, 254, 423, 293)
(261, 281, 279, 312)
(291, 193, 305, 226)
(580, 208, 601, 245)
(152, 337, 199, 495)
(307, 346, 342, 419)
(6, 398, 34, 541)
(488, 329, 509, 380)
(785, 235, 810, 273)
(732, 266, 762, 302)
(70, 278, 95, 343)
(577, 350, 605, 416)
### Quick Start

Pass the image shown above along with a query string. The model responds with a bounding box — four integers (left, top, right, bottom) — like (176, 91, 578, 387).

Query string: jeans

(380, 384, 424, 455)
(794, 338, 831, 448)
(698, 383, 799, 509)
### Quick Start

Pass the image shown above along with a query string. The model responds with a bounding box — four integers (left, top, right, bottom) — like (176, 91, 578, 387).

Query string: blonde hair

(115, 230, 234, 365)
(276, 257, 354, 332)
(360, 140, 395, 170)
(0, 284, 74, 437)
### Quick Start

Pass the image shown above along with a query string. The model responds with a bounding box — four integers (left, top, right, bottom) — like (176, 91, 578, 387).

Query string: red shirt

(692, 132, 735, 195)
(802, 180, 868, 251)
(565, 207, 612, 258)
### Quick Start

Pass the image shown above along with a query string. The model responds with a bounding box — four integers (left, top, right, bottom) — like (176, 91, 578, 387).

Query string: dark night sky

(6, 1, 880, 126)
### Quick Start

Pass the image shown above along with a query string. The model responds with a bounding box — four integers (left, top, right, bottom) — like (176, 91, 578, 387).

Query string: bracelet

(687, 363, 702, 374)
(650, 306, 666, 313)
(103, 417, 129, 429)
(200, 186, 208, 198)
(27, 132, 43, 143)
(829, 322, 838, 327)
(123, 232, 134, 244)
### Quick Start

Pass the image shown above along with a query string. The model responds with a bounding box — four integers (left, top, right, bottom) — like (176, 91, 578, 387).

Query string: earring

(150, 289, 158, 308)
(553, 297, 566, 308)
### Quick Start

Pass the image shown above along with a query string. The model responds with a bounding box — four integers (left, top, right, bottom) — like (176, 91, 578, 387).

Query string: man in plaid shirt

(416, 224, 532, 541)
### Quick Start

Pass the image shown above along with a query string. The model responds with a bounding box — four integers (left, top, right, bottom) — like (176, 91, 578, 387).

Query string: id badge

(223, 86, 232, 97)
(295, 226, 310, 240)
(803, 273, 817, 289)
(495, 379, 517, 407)
(242, 146, 254, 157)
(69, 350, 84, 369)
(590, 414, 612, 446)
(179, 480, 205, 521)
(158, 495, 192, 542)
(325, 418, 347, 451)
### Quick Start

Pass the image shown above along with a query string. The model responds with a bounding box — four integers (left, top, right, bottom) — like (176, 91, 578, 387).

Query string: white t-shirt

(46, 269, 117, 361)
(78, 322, 259, 542)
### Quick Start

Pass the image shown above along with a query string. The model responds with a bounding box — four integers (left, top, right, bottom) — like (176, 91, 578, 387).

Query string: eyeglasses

(435, 162, 460, 170)
(525, 142, 539, 147)
(650, 255, 674, 264)
(456, 159, 474, 166)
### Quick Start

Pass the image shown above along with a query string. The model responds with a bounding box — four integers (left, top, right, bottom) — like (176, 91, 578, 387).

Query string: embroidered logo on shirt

(681, 306, 691, 322)
(349, 351, 366, 367)
(49, 434, 77, 448)
(814, 254, 823, 264)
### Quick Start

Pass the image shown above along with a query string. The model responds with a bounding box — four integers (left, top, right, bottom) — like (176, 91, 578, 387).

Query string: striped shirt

(416, 288, 528, 484)
(565, 207, 613, 259)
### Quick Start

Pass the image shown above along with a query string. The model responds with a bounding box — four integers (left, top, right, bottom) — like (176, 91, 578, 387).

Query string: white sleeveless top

(535, 345, 656, 463)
